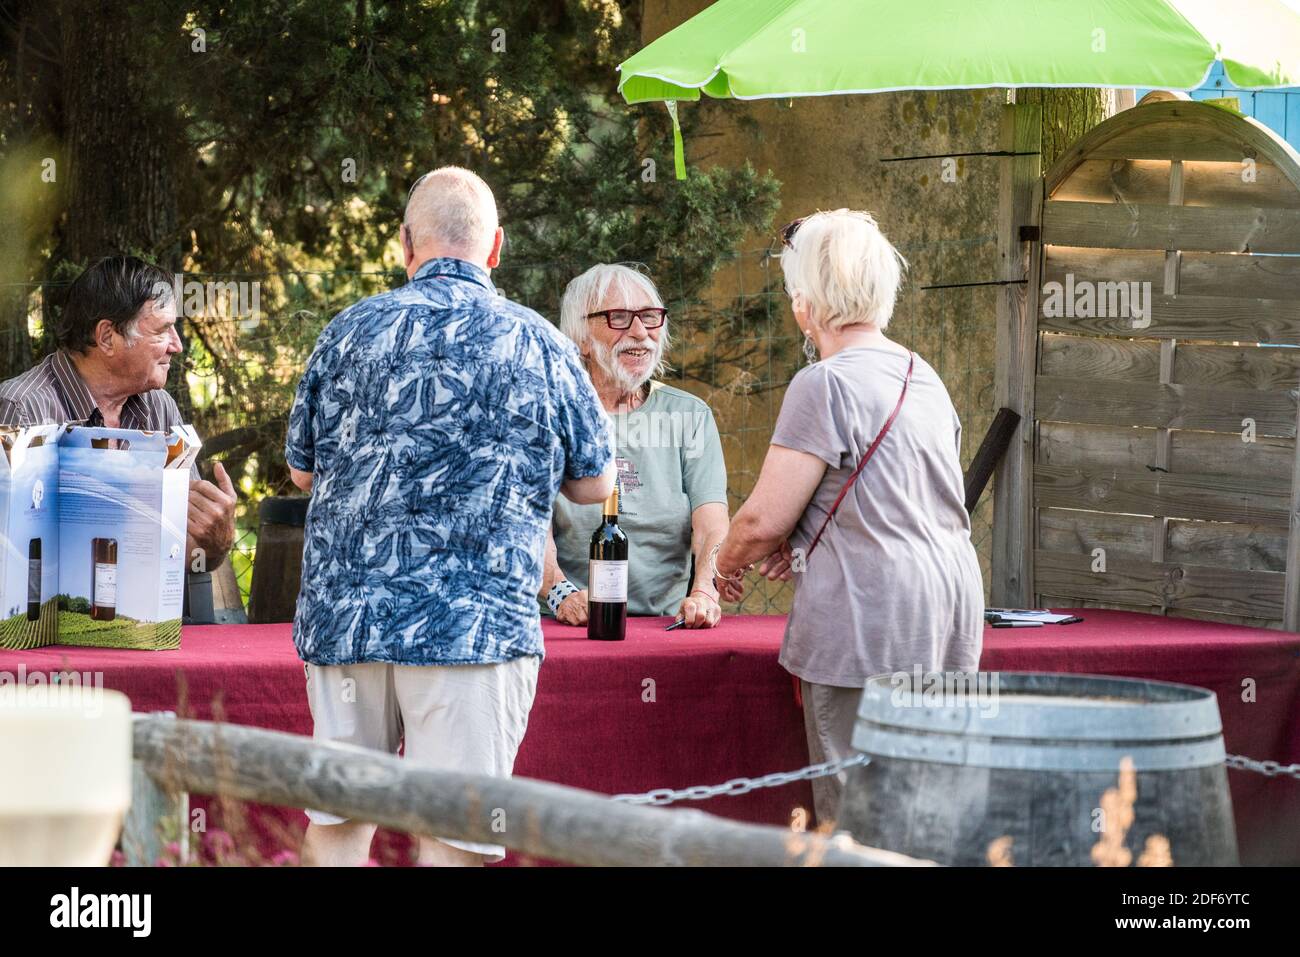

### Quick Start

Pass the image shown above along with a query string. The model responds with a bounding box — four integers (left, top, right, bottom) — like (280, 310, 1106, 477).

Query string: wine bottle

(91, 537, 118, 622)
(27, 538, 41, 621)
(587, 485, 627, 641)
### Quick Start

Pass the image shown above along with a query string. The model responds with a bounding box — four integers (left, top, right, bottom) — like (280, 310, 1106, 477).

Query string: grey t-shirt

(771, 347, 983, 686)
(551, 382, 727, 616)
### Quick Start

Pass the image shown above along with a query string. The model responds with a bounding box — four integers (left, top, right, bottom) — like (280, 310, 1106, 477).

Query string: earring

(802, 329, 818, 364)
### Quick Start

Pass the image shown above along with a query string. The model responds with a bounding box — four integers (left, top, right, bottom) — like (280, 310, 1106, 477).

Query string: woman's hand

(714, 572, 746, 603)
(678, 589, 722, 629)
(757, 540, 797, 582)
(556, 589, 588, 625)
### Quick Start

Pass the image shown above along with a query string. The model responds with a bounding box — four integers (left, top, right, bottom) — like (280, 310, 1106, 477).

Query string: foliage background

(2, 0, 1109, 609)
(1, 0, 786, 601)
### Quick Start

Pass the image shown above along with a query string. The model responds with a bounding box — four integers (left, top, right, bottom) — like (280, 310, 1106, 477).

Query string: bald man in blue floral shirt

(286, 167, 615, 866)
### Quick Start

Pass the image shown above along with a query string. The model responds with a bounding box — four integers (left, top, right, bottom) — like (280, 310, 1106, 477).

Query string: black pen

(991, 621, 1044, 628)
(665, 618, 686, 631)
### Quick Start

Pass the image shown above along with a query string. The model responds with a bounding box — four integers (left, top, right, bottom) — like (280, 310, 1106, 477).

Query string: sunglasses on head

(779, 216, 807, 249)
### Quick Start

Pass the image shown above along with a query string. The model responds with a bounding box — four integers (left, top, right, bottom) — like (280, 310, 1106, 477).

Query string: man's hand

(188, 462, 237, 571)
(556, 589, 588, 626)
(678, 590, 722, 629)
(757, 540, 797, 582)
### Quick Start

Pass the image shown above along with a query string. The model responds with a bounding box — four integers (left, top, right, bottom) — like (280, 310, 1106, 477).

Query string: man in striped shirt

(0, 256, 237, 575)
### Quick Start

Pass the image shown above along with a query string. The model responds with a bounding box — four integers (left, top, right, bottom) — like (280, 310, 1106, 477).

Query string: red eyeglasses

(586, 308, 668, 330)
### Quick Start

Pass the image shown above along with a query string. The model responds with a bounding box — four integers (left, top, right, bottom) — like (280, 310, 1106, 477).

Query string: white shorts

(304, 655, 540, 861)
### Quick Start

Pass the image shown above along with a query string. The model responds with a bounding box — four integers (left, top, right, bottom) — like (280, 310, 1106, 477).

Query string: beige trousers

(305, 655, 539, 861)
(798, 679, 864, 830)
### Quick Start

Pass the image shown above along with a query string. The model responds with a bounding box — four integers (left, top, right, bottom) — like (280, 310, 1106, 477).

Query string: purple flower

(204, 829, 236, 859)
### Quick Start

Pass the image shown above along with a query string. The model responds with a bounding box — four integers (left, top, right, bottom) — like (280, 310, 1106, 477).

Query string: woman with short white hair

(714, 209, 983, 825)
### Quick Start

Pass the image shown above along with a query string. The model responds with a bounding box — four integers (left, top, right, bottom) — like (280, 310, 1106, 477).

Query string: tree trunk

(0, 290, 34, 381)
(0, 4, 58, 382)
(60, 3, 180, 264)
(1018, 88, 1111, 171)
(0, 159, 36, 379)
(59, 0, 191, 415)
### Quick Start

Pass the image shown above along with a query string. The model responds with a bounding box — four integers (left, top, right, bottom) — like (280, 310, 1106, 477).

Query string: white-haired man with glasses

(540, 263, 733, 629)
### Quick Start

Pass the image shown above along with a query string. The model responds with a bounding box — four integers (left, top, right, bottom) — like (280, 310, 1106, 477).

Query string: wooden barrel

(247, 496, 308, 624)
(837, 671, 1238, 866)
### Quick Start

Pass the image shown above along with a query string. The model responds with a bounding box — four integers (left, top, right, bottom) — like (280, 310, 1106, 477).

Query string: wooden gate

(993, 99, 1300, 629)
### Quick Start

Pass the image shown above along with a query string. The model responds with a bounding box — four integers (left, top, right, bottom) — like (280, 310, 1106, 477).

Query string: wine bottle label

(588, 560, 628, 603)
(94, 563, 117, 606)
(28, 559, 40, 603)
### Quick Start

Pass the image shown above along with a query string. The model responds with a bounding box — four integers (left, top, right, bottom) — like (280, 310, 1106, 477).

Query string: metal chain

(1225, 754, 1300, 780)
(611, 753, 870, 806)
(612, 752, 1297, 808)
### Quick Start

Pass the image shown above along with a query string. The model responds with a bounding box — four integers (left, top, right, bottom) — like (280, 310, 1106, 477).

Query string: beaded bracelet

(708, 542, 746, 591)
(546, 580, 579, 614)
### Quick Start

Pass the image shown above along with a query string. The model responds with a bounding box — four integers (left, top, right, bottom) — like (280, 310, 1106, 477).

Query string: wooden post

(212, 560, 248, 625)
(991, 102, 1044, 607)
(132, 716, 933, 867)
(122, 759, 189, 867)
(1152, 161, 1184, 612)
(1286, 357, 1300, 628)
(964, 408, 1021, 515)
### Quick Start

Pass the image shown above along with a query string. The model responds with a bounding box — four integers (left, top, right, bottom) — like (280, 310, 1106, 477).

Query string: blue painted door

(1138, 62, 1300, 152)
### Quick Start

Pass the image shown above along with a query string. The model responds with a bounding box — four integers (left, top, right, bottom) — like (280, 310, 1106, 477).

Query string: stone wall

(641, 1, 1011, 608)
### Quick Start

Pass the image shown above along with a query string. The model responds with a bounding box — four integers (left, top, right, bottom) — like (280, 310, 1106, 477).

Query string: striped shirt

(0, 349, 184, 431)
(0, 350, 199, 484)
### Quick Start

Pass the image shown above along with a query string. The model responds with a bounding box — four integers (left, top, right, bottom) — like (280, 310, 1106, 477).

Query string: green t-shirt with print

(550, 382, 727, 617)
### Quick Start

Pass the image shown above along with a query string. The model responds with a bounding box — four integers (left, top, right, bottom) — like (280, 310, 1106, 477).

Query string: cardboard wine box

(0, 424, 201, 650)
(0, 424, 60, 649)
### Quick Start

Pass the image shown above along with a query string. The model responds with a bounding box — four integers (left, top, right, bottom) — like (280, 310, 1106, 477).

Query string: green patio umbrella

(617, 0, 1300, 176)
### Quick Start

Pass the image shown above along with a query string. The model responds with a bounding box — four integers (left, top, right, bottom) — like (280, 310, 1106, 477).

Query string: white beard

(589, 335, 662, 395)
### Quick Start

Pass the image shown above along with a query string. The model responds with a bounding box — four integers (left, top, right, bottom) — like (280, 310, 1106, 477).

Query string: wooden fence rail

(130, 715, 932, 867)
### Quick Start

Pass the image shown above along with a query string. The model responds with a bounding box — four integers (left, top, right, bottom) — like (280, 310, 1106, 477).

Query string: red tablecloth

(3, 611, 1297, 865)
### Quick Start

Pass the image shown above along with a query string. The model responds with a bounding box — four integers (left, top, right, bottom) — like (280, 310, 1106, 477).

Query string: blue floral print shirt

(285, 257, 612, 666)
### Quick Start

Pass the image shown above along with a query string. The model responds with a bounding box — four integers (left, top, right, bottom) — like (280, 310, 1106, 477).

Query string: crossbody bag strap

(805, 351, 915, 559)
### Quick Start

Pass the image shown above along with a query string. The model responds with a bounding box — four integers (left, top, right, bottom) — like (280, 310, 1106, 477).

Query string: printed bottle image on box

(0, 424, 60, 649)
(0, 424, 200, 651)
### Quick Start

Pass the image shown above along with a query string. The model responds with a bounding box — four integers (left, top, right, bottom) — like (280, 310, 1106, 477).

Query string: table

(3, 611, 1297, 865)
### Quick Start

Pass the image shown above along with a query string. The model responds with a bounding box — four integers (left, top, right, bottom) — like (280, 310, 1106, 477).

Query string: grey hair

(59, 255, 173, 353)
(403, 166, 499, 259)
(559, 263, 671, 376)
